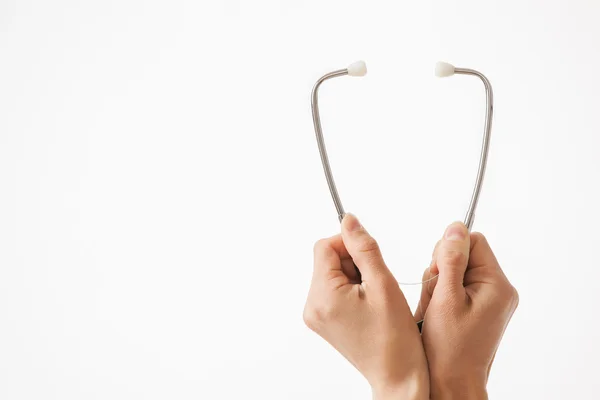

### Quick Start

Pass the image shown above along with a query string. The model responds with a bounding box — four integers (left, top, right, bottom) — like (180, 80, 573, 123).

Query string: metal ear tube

(310, 61, 494, 329)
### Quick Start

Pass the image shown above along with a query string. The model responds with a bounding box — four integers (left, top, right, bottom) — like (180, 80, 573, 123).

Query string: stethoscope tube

(311, 62, 494, 232)
(311, 69, 350, 223)
(454, 68, 494, 230)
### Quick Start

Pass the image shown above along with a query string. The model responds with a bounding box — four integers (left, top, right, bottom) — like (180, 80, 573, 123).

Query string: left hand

(303, 214, 429, 400)
(414, 222, 519, 399)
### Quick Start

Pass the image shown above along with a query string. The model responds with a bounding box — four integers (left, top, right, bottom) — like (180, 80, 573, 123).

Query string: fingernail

(444, 222, 466, 241)
(344, 213, 362, 232)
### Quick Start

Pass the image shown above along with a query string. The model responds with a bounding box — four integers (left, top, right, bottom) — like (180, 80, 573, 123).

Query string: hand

(414, 222, 519, 400)
(303, 214, 429, 400)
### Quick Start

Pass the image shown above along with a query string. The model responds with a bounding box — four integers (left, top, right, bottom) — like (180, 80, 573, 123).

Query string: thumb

(434, 221, 470, 293)
(341, 213, 392, 284)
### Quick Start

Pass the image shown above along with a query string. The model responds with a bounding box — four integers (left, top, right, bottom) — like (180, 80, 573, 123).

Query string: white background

(1, 0, 599, 398)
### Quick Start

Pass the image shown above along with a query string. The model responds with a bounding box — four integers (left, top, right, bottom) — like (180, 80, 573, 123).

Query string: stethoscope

(310, 60, 494, 291)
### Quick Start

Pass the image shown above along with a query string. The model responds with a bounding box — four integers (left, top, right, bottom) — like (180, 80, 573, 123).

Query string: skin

(415, 221, 519, 399)
(304, 215, 518, 399)
(303, 213, 429, 400)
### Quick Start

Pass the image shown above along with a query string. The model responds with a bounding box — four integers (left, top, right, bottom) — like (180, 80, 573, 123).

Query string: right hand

(304, 214, 429, 400)
(414, 222, 519, 400)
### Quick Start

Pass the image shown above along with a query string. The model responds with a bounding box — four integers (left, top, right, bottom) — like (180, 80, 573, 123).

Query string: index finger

(312, 235, 352, 277)
(468, 232, 501, 270)
(466, 232, 512, 285)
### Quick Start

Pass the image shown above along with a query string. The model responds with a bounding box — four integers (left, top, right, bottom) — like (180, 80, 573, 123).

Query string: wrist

(372, 372, 429, 400)
(430, 374, 487, 400)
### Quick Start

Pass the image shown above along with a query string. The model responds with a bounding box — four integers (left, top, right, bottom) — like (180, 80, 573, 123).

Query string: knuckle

(510, 285, 520, 309)
(495, 282, 519, 310)
(359, 236, 380, 255)
(471, 232, 488, 244)
(302, 305, 318, 331)
(313, 238, 328, 254)
(303, 300, 336, 330)
(316, 302, 336, 322)
(441, 249, 467, 266)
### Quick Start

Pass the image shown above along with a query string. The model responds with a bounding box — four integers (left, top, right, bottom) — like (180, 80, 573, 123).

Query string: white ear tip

(347, 60, 367, 77)
(435, 61, 455, 77)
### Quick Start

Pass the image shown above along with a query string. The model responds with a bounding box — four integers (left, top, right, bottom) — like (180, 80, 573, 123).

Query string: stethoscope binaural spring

(310, 60, 494, 286)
